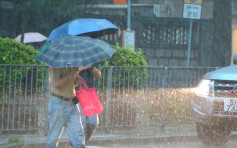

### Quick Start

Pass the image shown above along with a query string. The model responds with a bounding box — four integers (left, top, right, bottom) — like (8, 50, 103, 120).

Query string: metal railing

(96, 66, 218, 130)
(0, 65, 218, 134)
(0, 64, 48, 133)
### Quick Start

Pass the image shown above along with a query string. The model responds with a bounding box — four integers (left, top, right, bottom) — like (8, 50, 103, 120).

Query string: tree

(4, 0, 87, 39)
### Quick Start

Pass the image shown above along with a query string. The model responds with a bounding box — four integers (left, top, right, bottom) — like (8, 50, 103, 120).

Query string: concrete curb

(2, 130, 237, 147)
(2, 134, 199, 148)
(88, 134, 199, 145)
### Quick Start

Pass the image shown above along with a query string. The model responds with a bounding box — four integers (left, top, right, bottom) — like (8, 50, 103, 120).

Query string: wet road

(87, 138, 237, 148)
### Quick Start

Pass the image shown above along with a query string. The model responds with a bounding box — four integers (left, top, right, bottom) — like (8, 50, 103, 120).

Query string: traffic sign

(183, 4, 202, 19)
(183, 0, 202, 67)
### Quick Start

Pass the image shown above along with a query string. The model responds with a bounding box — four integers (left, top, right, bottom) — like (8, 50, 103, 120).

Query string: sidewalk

(0, 125, 199, 147)
(3, 125, 237, 148)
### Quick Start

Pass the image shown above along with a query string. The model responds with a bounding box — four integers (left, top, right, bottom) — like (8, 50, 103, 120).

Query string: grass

(8, 135, 26, 146)
(98, 87, 196, 126)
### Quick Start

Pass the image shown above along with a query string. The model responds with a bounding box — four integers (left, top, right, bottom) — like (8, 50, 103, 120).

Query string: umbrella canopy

(15, 32, 47, 43)
(36, 35, 114, 68)
(47, 18, 119, 42)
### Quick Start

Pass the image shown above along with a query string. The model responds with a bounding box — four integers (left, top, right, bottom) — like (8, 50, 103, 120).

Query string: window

(141, 21, 188, 48)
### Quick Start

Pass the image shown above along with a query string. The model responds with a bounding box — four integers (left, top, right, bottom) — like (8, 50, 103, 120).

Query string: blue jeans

(46, 96, 85, 148)
(78, 103, 99, 143)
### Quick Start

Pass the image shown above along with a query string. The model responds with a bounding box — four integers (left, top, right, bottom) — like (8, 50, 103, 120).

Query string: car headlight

(195, 79, 211, 96)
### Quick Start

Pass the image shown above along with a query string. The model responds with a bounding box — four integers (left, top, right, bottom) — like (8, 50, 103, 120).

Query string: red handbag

(76, 78, 103, 116)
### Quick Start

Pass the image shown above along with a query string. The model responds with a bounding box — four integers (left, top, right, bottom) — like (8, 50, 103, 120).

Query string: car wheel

(196, 122, 232, 146)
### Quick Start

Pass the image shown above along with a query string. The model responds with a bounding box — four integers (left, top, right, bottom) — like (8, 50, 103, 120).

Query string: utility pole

(187, 19, 193, 67)
(127, 0, 131, 30)
(123, 0, 135, 50)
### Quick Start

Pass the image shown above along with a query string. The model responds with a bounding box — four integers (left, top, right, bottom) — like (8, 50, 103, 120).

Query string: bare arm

(73, 65, 93, 86)
(54, 65, 92, 88)
(91, 66, 101, 79)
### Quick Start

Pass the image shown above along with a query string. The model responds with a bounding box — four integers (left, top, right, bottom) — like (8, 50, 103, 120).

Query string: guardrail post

(161, 67, 168, 132)
(42, 67, 50, 135)
(104, 66, 113, 133)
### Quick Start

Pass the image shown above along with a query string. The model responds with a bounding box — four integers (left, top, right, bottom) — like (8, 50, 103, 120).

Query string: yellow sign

(184, 0, 202, 5)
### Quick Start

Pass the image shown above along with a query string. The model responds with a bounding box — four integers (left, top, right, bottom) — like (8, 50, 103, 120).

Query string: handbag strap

(79, 78, 89, 90)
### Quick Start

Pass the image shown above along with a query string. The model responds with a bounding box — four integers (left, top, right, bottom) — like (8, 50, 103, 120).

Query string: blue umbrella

(36, 35, 114, 68)
(47, 18, 119, 42)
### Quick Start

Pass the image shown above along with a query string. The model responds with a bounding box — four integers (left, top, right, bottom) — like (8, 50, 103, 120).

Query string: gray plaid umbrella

(36, 35, 114, 68)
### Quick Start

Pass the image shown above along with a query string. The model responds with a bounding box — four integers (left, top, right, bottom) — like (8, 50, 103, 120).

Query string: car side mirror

(234, 54, 237, 65)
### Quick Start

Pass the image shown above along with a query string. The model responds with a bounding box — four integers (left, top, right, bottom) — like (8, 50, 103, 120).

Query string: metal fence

(0, 64, 48, 134)
(0, 65, 218, 134)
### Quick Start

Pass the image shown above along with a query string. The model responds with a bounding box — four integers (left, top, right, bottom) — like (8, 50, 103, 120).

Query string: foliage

(8, 135, 26, 146)
(104, 43, 147, 67)
(0, 37, 39, 65)
(8, 0, 87, 36)
(102, 43, 147, 88)
(142, 88, 194, 123)
(0, 37, 46, 100)
(123, 88, 194, 124)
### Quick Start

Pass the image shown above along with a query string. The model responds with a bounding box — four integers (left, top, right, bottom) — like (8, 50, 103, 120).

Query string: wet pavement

(1, 125, 237, 148)
(95, 138, 237, 148)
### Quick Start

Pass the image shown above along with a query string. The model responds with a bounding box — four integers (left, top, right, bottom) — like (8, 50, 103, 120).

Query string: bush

(104, 43, 147, 67)
(0, 37, 46, 100)
(0, 37, 39, 65)
(102, 43, 148, 88)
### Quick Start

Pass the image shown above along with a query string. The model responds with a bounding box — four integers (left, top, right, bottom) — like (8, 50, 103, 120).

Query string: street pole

(187, 19, 193, 67)
(123, 0, 135, 51)
(127, 0, 131, 30)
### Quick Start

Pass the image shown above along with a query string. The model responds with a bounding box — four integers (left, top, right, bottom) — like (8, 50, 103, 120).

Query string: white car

(192, 55, 237, 145)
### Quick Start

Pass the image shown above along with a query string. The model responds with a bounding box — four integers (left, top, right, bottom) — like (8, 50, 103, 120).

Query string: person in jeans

(75, 64, 101, 144)
(46, 65, 91, 148)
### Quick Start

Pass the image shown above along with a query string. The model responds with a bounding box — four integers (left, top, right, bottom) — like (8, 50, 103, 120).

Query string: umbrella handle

(66, 63, 71, 68)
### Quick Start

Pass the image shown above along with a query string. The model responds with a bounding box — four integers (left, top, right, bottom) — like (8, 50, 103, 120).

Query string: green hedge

(0, 37, 39, 65)
(0, 37, 46, 99)
(102, 43, 148, 88)
(104, 43, 147, 67)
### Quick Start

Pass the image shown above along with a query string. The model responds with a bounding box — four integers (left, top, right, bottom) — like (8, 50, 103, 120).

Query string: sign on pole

(183, 0, 202, 67)
(183, 4, 202, 19)
(122, 30, 135, 51)
(183, 0, 202, 19)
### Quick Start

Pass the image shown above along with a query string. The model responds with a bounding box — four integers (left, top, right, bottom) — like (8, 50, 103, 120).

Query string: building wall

(144, 48, 199, 67)
(210, 0, 232, 67)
